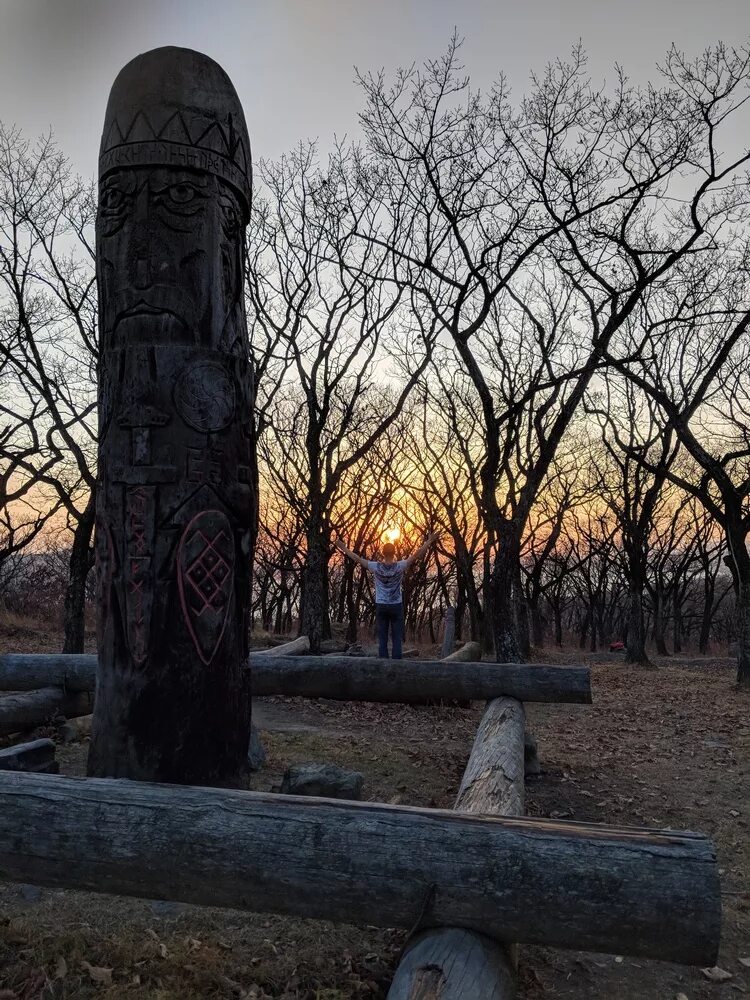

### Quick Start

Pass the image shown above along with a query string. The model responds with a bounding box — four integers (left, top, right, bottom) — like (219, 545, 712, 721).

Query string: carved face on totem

(96, 46, 252, 357)
(97, 167, 244, 353)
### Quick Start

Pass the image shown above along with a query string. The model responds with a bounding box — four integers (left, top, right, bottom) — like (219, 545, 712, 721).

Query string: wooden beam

(389, 698, 525, 998)
(0, 689, 93, 737)
(0, 654, 592, 704)
(0, 771, 720, 964)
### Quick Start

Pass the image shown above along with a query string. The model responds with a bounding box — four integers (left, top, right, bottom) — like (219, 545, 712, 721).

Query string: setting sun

(384, 527, 401, 543)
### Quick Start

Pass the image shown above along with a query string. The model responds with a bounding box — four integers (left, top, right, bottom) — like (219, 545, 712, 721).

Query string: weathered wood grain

(0, 654, 592, 704)
(454, 697, 526, 817)
(0, 689, 93, 737)
(388, 929, 517, 1000)
(0, 771, 720, 964)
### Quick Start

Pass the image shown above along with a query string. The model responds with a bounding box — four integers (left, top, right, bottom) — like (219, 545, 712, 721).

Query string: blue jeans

(376, 603, 403, 659)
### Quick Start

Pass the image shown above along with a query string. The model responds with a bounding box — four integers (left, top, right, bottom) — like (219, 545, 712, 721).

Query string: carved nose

(134, 255, 150, 289)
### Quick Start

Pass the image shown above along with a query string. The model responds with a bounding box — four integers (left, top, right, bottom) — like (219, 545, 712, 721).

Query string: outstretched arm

(334, 537, 368, 568)
(405, 531, 440, 567)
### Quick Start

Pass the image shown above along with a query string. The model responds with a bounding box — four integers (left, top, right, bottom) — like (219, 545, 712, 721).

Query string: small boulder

(280, 763, 364, 800)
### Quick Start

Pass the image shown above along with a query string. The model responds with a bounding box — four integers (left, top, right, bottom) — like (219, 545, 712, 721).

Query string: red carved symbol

(177, 510, 234, 666)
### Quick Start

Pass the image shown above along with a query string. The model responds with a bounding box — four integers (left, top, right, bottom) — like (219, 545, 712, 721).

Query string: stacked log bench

(0, 649, 721, 997)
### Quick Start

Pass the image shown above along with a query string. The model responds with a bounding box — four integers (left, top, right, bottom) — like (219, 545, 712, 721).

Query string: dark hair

(382, 542, 396, 558)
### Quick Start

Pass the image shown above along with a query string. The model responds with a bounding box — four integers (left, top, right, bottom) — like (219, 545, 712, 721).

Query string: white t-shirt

(364, 560, 408, 605)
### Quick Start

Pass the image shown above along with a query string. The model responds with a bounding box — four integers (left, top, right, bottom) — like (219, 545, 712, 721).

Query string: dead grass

(0, 622, 748, 998)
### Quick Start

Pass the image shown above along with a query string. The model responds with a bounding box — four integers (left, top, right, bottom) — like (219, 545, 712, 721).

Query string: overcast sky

(0, 0, 748, 178)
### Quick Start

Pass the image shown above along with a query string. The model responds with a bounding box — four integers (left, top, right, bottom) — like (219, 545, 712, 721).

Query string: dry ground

(0, 615, 748, 999)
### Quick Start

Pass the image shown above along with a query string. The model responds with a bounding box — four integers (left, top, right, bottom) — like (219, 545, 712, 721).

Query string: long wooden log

(0, 771, 720, 964)
(0, 689, 94, 737)
(0, 654, 592, 704)
(454, 697, 526, 817)
(389, 698, 526, 998)
(252, 656, 590, 704)
(442, 641, 482, 662)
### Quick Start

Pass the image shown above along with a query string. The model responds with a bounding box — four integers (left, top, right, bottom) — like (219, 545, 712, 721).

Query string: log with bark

(442, 641, 482, 662)
(388, 697, 525, 998)
(251, 656, 590, 704)
(0, 689, 94, 737)
(0, 771, 720, 964)
(0, 738, 58, 774)
(0, 654, 592, 704)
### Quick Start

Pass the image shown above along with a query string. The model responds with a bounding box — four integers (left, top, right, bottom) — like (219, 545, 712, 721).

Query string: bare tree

(0, 125, 97, 650)
(354, 37, 750, 663)
(247, 143, 435, 651)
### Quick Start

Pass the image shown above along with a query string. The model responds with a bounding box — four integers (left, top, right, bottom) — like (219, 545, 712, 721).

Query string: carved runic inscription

(125, 486, 154, 664)
(89, 47, 254, 785)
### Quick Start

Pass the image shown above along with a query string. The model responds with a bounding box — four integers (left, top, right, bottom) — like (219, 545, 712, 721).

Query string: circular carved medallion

(174, 361, 235, 432)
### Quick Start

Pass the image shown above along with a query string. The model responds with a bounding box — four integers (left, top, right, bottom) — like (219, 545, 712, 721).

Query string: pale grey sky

(0, 0, 748, 177)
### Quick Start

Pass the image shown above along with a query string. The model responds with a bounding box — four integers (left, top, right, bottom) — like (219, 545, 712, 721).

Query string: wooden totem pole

(88, 48, 254, 784)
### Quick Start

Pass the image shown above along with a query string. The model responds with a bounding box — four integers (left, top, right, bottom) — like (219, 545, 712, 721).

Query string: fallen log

(442, 641, 482, 662)
(252, 636, 310, 657)
(0, 771, 720, 964)
(0, 738, 58, 774)
(389, 697, 525, 998)
(0, 654, 592, 704)
(454, 697, 525, 817)
(0, 655, 97, 693)
(252, 656, 591, 704)
(0, 689, 93, 737)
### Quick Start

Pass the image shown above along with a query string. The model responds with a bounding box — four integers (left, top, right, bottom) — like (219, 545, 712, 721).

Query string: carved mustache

(110, 286, 196, 329)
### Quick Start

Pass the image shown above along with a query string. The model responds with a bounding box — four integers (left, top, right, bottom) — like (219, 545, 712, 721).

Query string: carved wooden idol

(88, 47, 254, 784)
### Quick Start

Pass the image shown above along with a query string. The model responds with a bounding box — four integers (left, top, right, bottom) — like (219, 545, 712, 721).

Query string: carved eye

(169, 183, 198, 205)
(101, 186, 126, 212)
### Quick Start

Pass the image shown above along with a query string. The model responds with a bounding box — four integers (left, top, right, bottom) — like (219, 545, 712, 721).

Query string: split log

(0, 738, 58, 774)
(0, 689, 93, 737)
(0, 654, 592, 704)
(251, 635, 310, 657)
(389, 697, 525, 998)
(442, 641, 481, 662)
(0, 771, 720, 964)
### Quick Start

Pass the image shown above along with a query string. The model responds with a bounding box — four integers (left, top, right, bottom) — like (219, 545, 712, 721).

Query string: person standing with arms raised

(335, 532, 440, 659)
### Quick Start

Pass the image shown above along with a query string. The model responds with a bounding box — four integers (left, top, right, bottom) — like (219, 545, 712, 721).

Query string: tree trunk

(736, 580, 750, 687)
(652, 587, 669, 656)
(625, 576, 649, 665)
(490, 521, 521, 663)
(299, 517, 332, 654)
(62, 493, 96, 654)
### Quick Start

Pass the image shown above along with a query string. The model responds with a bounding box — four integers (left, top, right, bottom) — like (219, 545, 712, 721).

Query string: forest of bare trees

(2, 40, 750, 683)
